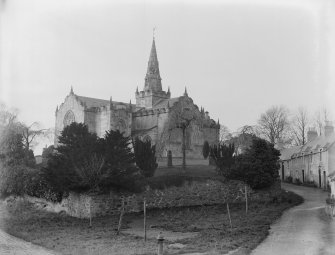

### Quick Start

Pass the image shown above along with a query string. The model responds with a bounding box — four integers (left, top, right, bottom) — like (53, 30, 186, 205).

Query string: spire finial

(153, 27, 156, 39)
(70, 86, 74, 95)
(184, 86, 188, 97)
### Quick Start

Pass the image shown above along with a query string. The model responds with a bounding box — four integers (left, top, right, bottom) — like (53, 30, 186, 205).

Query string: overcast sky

(1, 0, 335, 154)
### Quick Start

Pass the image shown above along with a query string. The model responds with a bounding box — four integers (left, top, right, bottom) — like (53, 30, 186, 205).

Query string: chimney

(324, 121, 334, 137)
(307, 128, 318, 142)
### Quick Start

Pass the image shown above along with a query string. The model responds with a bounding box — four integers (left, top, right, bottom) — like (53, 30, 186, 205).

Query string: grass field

(1, 190, 303, 255)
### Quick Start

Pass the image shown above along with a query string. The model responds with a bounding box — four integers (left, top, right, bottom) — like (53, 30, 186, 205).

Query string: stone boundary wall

(62, 180, 280, 219)
(20, 180, 281, 219)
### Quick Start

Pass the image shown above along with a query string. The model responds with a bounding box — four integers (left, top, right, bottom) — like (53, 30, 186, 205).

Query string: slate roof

(76, 95, 135, 109)
(280, 146, 302, 161)
(280, 133, 335, 160)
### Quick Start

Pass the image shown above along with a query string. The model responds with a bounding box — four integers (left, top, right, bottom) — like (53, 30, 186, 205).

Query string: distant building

(279, 122, 335, 189)
(54, 37, 220, 161)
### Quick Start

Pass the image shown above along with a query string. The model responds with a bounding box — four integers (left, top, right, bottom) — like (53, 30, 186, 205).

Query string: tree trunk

(182, 128, 186, 171)
(245, 184, 248, 214)
(226, 202, 232, 230)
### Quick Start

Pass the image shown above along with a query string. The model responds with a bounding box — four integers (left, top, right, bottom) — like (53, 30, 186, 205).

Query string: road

(251, 183, 335, 255)
(0, 201, 58, 255)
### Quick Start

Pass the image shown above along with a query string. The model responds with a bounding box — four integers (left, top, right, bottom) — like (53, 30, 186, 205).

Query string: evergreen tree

(210, 143, 235, 176)
(133, 137, 158, 177)
(230, 138, 280, 189)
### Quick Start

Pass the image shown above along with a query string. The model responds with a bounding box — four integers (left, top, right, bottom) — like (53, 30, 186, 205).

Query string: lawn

(0, 190, 303, 255)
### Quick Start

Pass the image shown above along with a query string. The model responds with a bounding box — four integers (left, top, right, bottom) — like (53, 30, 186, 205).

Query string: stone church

(55, 37, 219, 161)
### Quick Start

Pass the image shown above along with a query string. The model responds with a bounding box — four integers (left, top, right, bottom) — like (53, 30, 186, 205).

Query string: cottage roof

(280, 133, 335, 160)
(280, 146, 302, 161)
(300, 133, 335, 152)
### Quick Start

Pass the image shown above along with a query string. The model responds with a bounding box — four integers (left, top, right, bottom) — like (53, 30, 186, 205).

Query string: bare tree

(19, 122, 50, 159)
(219, 124, 232, 143)
(291, 107, 309, 146)
(167, 97, 200, 171)
(257, 106, 290, 145)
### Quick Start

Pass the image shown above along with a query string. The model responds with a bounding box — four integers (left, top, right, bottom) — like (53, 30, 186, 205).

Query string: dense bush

(211, 137, 280, 190)
(43, 123, 140, 195)
(294, 178, 302, 185)
(210, 143, 235, 176)
(285, 176, 293, 183)
(133, 137, 158, 177)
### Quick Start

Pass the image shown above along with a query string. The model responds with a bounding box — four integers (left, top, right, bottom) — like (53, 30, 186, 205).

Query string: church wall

(98, 107, 110, 137)
(110, 106, 132, 137)
(55, 95, 85, 144)
(84, 110, 98, 134)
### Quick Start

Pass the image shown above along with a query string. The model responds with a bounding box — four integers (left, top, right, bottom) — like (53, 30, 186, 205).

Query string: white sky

(1, 0, 335, 154)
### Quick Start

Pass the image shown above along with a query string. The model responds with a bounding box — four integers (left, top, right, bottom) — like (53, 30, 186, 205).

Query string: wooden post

(144, 198, 147, 242)
(117, 198, 125, 235)
(89, 199, 92, 228)
(245, 185, 248, 215)
(226, 202, 232, 230)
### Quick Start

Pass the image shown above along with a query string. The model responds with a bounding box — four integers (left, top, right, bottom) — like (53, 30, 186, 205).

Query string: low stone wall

(63, 179, 250, 218)
(21, 180, 281, 219)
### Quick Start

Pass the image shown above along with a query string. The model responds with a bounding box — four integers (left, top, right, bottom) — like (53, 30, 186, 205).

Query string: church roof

(153, 97, 180, 109)
(76, 95, 135, 109)
(77, 96, 109, 108)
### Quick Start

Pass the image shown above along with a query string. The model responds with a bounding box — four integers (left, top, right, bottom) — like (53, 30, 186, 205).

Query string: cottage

(279, 122, 335, 189)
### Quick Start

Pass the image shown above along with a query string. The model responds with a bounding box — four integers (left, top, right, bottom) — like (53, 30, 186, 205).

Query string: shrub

(285, 176, 293, 183)
(133, 137, 158, 177)
(225, 138, 280, 190)
(44, 123, 139, 194)
(294, 178, 302, 185)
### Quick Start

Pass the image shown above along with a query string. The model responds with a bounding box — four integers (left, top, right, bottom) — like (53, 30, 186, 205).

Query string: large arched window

(143, 135, 152, 143)
(63, 110, 75, 127)
(115, 119, 126, 133)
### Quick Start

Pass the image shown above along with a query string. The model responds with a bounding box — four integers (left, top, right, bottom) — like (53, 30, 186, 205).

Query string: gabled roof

(77, 96, 109, 108)
(300, 133, 335, 152)
(280, 133, 335, 160)
(76, 95, 135, 109)
(280, 146, 302, 161)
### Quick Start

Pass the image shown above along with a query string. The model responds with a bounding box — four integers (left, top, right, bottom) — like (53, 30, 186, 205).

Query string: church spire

(144, 36, 162, 92)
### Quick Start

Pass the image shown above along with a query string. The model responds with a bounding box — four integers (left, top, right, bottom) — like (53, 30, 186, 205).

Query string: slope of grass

(0, 190, 302, 255)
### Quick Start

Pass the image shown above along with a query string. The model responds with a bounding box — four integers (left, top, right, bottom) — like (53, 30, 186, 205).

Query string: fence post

(117, 198, 125, 235)
(144, 198, 147, 242)
(157, 232, 164, 255)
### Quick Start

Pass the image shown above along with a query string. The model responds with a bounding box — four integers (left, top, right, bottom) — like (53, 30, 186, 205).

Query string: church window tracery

(115, 119, 126, 133)
(63, 110, 75, 127)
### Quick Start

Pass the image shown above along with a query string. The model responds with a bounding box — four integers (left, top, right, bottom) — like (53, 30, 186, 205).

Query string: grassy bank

(0, 190, 302, 255)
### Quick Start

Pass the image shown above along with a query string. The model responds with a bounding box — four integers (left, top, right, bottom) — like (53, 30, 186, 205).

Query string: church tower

(136, 37, 170, 109)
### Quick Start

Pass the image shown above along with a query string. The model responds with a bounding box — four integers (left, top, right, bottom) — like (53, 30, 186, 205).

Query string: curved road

(251, 183, 335, 255)
(0, 201, 58, 255)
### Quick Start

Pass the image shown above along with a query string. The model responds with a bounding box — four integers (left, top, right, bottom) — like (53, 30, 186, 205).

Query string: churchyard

(0, 112, 305, 254)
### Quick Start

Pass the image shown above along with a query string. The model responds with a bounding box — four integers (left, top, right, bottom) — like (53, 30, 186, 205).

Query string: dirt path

(0, 201, 58, 255)
(251, 183, 335, 255)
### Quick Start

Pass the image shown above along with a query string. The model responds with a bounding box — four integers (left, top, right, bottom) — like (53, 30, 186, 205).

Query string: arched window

(63, 110, 75, 127)
(115, 119, 126, 133)
(143, 135, 152, 143)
